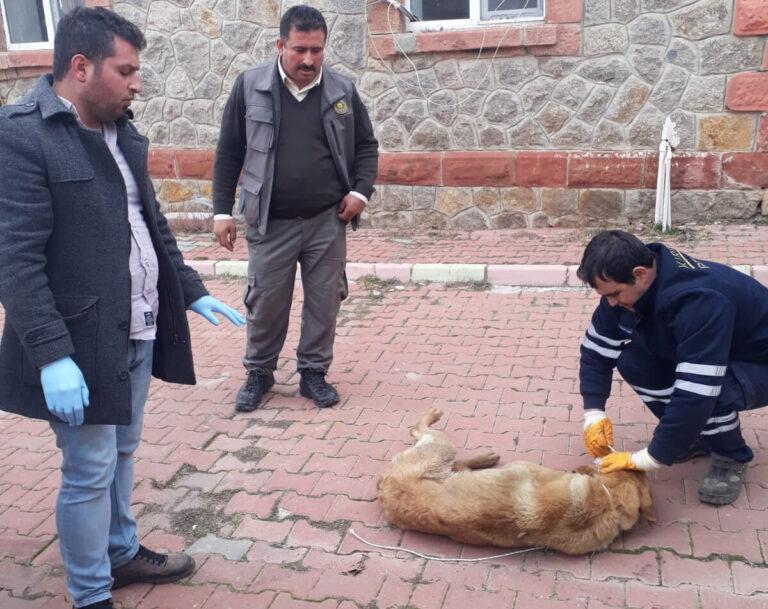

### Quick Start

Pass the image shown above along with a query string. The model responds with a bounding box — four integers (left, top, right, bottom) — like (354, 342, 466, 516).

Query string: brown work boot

(111, 545, 195, 589)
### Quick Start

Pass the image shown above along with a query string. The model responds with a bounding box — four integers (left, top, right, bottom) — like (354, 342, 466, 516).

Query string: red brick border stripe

(443, 152, 515, 186)
(569, 152, 645, 188)
(149, 148, 766, 191)
(722, 152, 768, 189)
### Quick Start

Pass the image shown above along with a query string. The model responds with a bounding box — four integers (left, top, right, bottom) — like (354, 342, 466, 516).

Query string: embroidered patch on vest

(334, 100, 347, 115)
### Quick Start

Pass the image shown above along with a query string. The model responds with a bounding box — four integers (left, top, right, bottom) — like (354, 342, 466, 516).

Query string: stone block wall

(0, 0, 766, 229)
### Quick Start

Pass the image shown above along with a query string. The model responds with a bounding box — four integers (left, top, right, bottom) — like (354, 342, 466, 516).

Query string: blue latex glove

(190, 295, 245, 326)
(40, 356, 89, 426)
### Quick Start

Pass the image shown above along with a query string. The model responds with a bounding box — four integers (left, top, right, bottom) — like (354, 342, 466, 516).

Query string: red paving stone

(178, 224, 768, 266)
(3, 276, 768, 608)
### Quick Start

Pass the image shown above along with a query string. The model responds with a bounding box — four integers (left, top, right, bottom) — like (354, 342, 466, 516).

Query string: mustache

(298, 65, 316, 71)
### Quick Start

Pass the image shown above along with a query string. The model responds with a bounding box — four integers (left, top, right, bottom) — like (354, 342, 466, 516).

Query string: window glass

(483, 0, 542, 19)
(49, 0, 84, 28)
(410, 0, 470, 21)
(2, 0, 83, 46)
(4, 0, 48, 44)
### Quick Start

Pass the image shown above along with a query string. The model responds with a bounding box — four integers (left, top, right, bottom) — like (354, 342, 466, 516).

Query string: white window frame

(406, 0, 545, 32)
(1, 0, 57, 51)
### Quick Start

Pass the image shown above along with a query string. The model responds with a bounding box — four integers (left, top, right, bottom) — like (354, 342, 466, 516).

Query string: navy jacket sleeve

(579, 299, 631, 411)
(647, 290, 735, 465)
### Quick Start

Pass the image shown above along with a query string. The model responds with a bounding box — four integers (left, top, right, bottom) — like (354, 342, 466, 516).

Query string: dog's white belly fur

(414, 433, 435, 447)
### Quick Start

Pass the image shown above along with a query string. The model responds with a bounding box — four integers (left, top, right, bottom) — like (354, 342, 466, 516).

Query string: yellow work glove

(599, 448, 662, 474)
(598, 451, 637, 473)
(583, 410, 613, 458)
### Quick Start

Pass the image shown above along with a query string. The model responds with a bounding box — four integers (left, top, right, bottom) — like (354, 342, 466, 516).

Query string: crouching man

(578, 230, 768, 505)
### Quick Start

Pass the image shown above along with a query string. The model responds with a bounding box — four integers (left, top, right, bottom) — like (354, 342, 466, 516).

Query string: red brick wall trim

(726, 72, 768, 112)
(369, 24, 581, 58)
(569, 152, 645, 188)
(148, 149, 177, 178)
(0, 65, 48, 83)
(516, 151, 567, 187)
(644, 153, 721, 190)
(443, 151, 514, 186)
(147, 149, 215, 181)
(0, 50, 53, 70)
(150, 148, 761, 192)
(378, 152, 442, 185)
(722, 152, 768, 189)
(176, 149, 214, 179)
(734, 0, 768, 36)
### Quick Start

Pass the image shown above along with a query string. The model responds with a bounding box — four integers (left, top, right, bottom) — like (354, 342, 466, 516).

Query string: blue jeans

(50, 340, 153, 608)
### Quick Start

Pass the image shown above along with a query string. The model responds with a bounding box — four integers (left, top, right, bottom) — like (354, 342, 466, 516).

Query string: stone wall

(0, 0, 766, 229)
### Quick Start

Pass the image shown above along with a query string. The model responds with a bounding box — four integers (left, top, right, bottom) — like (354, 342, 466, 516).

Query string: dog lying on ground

(377, 408, 655, 555)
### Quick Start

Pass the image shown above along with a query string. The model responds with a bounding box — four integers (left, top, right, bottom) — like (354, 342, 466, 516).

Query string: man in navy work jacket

(0, 8, 244, 609)
(578, 230, 768, 505)
(212, 5, 379, 413)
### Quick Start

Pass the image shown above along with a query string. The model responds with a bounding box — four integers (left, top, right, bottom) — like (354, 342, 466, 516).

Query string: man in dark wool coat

(0, 8, 244, 609)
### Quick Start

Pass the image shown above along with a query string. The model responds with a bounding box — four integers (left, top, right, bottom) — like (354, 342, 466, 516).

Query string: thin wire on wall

(364, 0, 534, 113)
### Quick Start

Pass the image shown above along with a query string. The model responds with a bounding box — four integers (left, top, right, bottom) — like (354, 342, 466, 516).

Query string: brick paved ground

(179, 224, 768, 266)
(2, 277, 768, 609)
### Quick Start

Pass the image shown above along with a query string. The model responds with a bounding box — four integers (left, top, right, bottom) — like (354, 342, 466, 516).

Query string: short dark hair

(53, 7, 146, 81)
(279, 5, 327, 40)
(577, 230, 655, 287)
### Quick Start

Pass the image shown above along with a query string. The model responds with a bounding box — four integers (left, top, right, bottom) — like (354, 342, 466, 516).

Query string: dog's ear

(573, 465, 596, 476)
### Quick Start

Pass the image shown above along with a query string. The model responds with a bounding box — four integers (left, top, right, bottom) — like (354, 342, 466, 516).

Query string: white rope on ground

(365, 0, 534, 112)
(349, 527, 543, 562)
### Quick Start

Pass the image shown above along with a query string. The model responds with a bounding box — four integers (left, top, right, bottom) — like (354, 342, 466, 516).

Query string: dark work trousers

(243, 205, 348, 373)
(616, 338, 768, 463)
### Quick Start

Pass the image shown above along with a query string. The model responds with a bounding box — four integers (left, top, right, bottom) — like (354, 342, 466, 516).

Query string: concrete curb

(188, 259, 768, 288)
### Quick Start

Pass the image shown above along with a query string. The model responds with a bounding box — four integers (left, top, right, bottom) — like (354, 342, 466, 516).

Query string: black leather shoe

(111, 545, 195, 589)
(299, 369, 340, 408)
(235, 369, 275, 412)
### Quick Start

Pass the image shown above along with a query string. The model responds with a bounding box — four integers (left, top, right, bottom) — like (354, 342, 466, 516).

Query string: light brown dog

(377, 408, 656, 555)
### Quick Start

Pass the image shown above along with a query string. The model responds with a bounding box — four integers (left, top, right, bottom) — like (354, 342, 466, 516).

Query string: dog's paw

(461, 451, 500, 470)
(476, 452, 501, 468)
(424, 407, 443, 425)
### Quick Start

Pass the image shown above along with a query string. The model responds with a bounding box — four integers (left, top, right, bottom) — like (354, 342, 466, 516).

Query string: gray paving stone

(187, 534, 252, 560)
